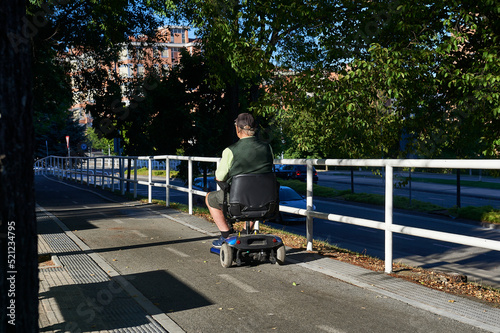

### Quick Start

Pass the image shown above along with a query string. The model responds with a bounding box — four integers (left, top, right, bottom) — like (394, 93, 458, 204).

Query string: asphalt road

(35, 175, 490, 333)
(317, 171, 500, 209)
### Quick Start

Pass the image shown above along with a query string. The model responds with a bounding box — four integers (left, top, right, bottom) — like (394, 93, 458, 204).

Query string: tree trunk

(0, 1, 37, 332)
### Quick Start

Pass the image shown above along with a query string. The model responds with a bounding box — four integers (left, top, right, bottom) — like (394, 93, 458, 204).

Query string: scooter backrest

(227, 173, 279, 220)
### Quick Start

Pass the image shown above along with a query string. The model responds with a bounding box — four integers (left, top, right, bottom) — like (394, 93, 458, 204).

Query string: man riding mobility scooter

(210, 172, 286, 268)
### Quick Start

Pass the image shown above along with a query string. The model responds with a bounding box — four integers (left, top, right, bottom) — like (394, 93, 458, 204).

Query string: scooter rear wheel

(276, 245, 286, 265)
(220, 243, 233, 268)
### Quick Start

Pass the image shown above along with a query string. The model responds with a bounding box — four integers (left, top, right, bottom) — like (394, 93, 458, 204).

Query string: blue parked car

(193, 176, 218, 205)
(275, 186, 314, 224)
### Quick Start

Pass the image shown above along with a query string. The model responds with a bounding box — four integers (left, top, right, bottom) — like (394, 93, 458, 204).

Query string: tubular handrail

(34, 155, 500, 274)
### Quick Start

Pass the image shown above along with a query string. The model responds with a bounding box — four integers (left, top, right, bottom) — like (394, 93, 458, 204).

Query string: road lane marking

(114, 219, 124, 224)
(356, 227, 377, 234)
(433, 243, 455, 249)
(219, 274, 259, 293)
(131, 230, 148, 238)
(165, 247, 190, 258)
(394, 234, 415, 241)
(316, 325, 346, 333)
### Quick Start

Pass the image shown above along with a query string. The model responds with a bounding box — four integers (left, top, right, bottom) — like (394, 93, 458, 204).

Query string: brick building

(70, 26, 196, 127)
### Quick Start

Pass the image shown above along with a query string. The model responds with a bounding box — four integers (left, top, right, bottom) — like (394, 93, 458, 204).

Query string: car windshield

(279, 187, 303, 201)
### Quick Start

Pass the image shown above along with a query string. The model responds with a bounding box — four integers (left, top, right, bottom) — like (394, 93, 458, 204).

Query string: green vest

(227, 137, 273, 181)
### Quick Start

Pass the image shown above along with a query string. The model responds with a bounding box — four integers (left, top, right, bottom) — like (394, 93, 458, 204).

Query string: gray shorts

(206, 190, 226, 209)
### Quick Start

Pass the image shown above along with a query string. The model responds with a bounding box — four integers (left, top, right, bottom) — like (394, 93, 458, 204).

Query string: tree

(168, 0, 338, 140)
(258, 1, 500, 159)
(42, 0, 165, 149)
(0, 1, 37, 331)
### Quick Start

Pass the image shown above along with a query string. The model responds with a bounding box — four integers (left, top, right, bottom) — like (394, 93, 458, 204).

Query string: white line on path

(131, 230, 148, 238)
(316, 325, 346, 333)
(165, 247, 190, 258)
(114, 219, 124, 224)
(219, 274, 259, 293)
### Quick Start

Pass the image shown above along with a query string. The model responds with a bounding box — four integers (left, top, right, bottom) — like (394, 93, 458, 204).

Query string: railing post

(65, 157, 69, 180)
(165, 157, 170, 206)
(93, 157, 97, 187)
(306, 160, 314, 251)
(148, 157, 153, 203)
(385, 165, 394, 274)
(133, 158, 137, 199)
(101, 157, 105, 189)
(188, 157, 193, 215)
(86, 157, 90, 185)
(80, 157, 83, 183)
(120, 157, 125, 195)
(111, 157, 115, 191)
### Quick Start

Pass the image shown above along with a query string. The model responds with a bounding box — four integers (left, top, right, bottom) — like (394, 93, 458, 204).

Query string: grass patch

(409, 177, 500, 190)
(278, 179, 350, 197)
(278, 177, 500, 223)
(136, 167, 179, 178)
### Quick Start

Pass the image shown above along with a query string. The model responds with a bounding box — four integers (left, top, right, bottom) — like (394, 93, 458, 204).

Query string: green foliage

(449, 205, 500, 224)
(256, 1, 500, 159)
(86, 127, 113, 151)
(31, 0, 500, 163)
(135, 167, 178, 178)
(483, 210, 500, 224)
(29, 2, 86, 159)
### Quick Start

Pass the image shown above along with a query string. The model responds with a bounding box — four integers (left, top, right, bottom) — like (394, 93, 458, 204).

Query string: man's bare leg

(206, 195, 230, 232)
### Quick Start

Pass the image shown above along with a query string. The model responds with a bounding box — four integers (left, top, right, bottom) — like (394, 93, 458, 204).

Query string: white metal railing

(34, 155, 500, 274)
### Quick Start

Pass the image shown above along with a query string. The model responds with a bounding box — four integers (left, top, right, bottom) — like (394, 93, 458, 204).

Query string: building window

(171, 28, 184, 43)
(119, 48, 128, 60)
(161, 48, 169, 58)
(137, 64, 145, 77)
(119, 64, 132, 77)
(171, 47, 179, 62)
(136, 48, 144, 60)
(119, 65, 128, 77)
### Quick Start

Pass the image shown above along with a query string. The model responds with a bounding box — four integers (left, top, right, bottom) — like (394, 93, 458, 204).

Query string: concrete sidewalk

(37, 177, 500, 333)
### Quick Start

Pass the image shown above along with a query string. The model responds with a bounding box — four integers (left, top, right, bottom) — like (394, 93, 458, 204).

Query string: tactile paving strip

(294, 254, 500, 332)
(37, 208, 168, 333)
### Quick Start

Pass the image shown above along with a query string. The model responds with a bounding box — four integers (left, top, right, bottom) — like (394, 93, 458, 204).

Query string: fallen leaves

(254, 224, 500, 308)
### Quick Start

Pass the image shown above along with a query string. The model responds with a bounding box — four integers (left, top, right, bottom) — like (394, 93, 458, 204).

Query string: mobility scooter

(210, 173, 286, 268)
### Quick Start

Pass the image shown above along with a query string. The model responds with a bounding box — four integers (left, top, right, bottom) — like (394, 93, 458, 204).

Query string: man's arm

(215, 148, 233, 182)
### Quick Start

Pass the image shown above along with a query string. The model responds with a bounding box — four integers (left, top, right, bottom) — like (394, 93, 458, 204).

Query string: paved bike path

(36, 175, 500, 333)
